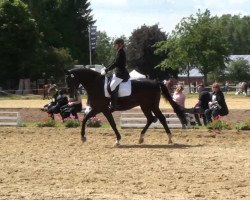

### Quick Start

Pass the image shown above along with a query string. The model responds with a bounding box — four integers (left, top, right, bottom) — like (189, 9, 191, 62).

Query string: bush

(37, 119, 56, 127)
(86, 116, 102, 128)
(64, 120, 80, 128)
(207, 119, 232, 131)
(235, 120, 250, 131)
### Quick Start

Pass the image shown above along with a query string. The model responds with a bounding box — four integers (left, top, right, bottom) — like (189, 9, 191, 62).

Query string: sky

(90, 0, 250, 38)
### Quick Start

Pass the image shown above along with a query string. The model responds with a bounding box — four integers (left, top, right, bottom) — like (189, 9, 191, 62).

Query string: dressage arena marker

(120, 112, 192, 129)
(0, 112, 21, 126)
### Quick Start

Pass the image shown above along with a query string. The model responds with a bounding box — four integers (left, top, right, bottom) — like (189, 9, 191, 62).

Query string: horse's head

(65, 70, 80, 98)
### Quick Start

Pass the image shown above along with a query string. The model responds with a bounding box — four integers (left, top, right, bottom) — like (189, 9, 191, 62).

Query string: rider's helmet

(114, 38, 124, 46)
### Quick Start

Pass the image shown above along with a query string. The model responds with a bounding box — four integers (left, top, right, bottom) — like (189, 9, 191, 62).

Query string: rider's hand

(101, 67, 106, 75)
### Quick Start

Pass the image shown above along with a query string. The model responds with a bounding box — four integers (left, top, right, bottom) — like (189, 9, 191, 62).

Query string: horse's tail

(159, 82, 187, 125)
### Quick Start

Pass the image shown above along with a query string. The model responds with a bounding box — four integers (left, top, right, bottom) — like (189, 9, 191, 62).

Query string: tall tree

(0, 0, 41, 87)
(23, 0, 95, 63)
(155, 9, 230, 85)
(227, 58, 250, 82)
(94, 31, 113, 66)
(127, 24, 169, 79)
(217, 14, 250, 54)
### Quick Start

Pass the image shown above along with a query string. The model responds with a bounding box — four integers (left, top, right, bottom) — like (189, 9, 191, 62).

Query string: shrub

(64, 120, 80, 128)
(37, 119, 56, 127)
(86, 116, 102, 128)
(207, 118, 232, 131)
(235, 120, 250, 131)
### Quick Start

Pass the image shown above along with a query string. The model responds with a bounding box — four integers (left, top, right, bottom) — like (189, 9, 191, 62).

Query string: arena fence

(120, 112, 194, 129)
(0, 112, 22, 126)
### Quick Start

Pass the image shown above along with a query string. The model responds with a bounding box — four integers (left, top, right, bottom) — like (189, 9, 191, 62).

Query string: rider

(101, 38, 130, 110)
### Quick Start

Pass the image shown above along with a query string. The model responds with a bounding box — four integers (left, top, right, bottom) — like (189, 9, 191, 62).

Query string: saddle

(104, 76, 131, 98)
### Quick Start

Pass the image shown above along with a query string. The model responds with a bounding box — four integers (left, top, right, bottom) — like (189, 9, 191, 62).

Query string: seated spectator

(205, 83, 229, 123)
(60, 90, 82, 120)
(193, 84, 211, 126)
(46, 89, 68, 119)
(173, 84, 185, 109)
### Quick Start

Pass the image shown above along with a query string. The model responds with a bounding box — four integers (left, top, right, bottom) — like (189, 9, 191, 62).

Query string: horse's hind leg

(139, 107, 156, 144)
(152, 107, 173, 144)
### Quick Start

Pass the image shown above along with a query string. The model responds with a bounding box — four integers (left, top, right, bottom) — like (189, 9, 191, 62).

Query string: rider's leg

(109, 75, 123, 110)
(110, 87, 119, 110)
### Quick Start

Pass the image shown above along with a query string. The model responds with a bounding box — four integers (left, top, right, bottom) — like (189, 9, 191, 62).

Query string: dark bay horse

(65, 68, 187, 146)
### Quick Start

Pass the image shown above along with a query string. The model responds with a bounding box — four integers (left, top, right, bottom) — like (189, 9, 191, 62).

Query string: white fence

(0, 112, 21, 126)
(120, 112, 193, 129)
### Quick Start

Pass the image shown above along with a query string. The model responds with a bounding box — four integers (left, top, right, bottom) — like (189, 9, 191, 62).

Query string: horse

(236, 82, 248, 96)
(65, 68, 187, 146)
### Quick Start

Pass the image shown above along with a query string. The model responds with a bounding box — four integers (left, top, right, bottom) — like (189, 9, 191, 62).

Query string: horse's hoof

(139, 137, 144, 144)
(81, 136, 87, 143)
(168, 139, 173, 144)
(113, 140, 120, 147)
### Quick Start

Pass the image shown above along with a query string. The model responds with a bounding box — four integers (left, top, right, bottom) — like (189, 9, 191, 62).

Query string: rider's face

(114, 43, 120, 49)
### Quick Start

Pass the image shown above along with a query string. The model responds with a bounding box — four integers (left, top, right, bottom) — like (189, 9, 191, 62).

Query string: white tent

(129, 70, 146, 80)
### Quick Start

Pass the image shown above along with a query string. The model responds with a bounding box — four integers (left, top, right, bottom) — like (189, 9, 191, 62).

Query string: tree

(127, 24, 169, 79)
(217, 14, 250, 54)
(227, 58, 250, 82)
(0, 0, 41, 87)
(155, 9, 230, 85)
(94, 31, 113, 66)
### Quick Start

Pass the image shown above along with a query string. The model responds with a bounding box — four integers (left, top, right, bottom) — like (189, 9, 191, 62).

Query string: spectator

(173, 84, 185, 109)
(44, 89, 68, 119)
(205, 83, 229, 123)
(224, 81, 229, 93)
(60, 90, 82, 120)
(193, 84, 211, 125)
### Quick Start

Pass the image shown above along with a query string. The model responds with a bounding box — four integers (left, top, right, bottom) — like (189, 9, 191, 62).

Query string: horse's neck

(78, 75, 103, 96)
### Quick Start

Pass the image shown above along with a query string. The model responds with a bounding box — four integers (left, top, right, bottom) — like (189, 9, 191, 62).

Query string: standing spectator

(173, 85, 186, 109)
(224, 81, 229, 93)
(191, 82, 197, 93)
(205, 83, 229, 123)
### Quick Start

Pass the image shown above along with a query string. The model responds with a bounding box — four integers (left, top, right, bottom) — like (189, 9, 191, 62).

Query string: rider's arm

(105, 49, 123, 72)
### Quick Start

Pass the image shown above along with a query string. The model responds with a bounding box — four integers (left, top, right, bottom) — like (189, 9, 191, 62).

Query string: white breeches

(110, 74, 123, 91)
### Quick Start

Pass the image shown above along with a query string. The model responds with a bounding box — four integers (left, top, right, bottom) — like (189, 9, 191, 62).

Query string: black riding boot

(110, 90, 119, 110)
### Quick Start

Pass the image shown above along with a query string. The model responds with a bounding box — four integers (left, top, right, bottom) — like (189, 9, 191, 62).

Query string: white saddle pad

(104, 77, 131, 98)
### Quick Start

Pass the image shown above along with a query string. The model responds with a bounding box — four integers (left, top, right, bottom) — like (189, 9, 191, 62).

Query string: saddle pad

(104, 77, 132, 98)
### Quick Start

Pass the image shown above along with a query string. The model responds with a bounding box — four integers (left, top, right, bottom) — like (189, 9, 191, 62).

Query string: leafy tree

(127, 24, 169, 79)
(94, 31, 113, 66)
(23, 0, 95, 63)
(155, 9, 230, 85)
(0, 0, 41, 87)
(227, 58, 250, 82)
(217, 14, 250, 54)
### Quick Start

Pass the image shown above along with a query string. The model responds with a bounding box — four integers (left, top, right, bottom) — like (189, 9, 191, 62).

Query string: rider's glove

(101, 67, 106, 75)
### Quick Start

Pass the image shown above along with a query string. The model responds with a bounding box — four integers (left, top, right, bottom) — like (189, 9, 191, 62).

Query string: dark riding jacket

(212, 90, 229, 116)
(105, 47, 130, 81)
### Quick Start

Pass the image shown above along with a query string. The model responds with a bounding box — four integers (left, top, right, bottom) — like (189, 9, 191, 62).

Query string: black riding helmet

(114, 38, 124, 46)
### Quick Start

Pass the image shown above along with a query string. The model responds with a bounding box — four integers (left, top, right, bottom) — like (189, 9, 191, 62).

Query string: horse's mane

(69, 68, 102, 83)
(70, 67, 100, 77)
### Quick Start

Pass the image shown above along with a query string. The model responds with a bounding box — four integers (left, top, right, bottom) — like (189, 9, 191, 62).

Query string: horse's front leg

(102, 109, 121, 146)
(80, 109, 96, 143)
